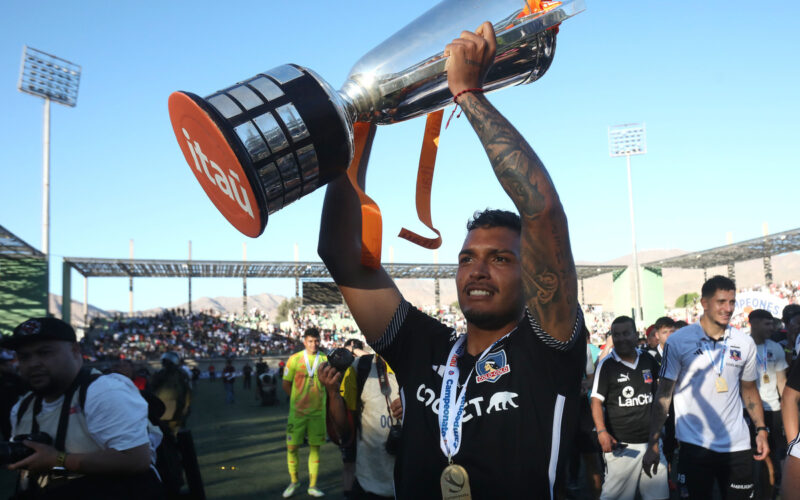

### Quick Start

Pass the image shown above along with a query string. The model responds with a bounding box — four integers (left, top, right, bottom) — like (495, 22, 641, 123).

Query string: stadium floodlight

(18, 46, 82, 315)
(608, 123, 647, 327)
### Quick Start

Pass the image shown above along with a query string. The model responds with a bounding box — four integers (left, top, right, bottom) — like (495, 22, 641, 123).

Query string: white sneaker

(307, 486, 325, 497)
(282, 482, 300, 498)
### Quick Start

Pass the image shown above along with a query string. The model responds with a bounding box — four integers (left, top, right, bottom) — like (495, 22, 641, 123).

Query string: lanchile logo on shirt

(475, 351, 511, 383)
(642, 369, 653, 384)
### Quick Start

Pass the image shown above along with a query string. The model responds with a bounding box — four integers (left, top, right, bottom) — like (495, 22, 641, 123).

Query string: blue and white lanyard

(438, 330, 512, 461)
(703, 334, 729, 377)
(756, 344, 768, 375)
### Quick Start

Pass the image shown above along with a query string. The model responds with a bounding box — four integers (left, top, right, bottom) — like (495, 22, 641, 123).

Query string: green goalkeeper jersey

(283, 350, 328, 419)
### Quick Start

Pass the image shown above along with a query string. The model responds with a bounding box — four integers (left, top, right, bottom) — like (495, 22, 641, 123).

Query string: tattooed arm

(642, 377, 675, 477)
(446, 23, 578, 341)
(741, 380, 770, 460)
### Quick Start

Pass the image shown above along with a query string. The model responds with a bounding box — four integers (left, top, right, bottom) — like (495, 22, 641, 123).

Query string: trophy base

(168, 65, 352, 237)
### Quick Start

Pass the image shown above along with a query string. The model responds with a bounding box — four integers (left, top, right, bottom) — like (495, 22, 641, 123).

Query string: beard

(463, 306, 522, 331)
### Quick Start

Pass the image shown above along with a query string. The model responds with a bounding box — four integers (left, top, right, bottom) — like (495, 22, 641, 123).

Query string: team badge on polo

(475, 351, 511, 383)
(642, 369, 653, 384)
(729, 349, 742, 361)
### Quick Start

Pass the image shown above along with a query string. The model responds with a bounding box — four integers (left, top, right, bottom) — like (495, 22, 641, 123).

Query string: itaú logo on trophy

(168, 0, 585, 238)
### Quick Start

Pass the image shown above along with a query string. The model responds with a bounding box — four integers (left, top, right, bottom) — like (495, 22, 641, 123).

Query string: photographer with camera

(2, 317, 163, 499)
(319, 344, 401, 500)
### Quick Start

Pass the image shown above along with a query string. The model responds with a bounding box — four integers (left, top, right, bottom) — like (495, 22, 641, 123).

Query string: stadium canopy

(644, 227, 800, 270)
(63, 257, 624, 281)
(0, 224, 44, 260)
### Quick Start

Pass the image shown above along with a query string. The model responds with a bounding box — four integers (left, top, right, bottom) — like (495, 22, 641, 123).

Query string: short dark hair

(611, 316, 636, 330)
(701, 275, 736, 298)
(466, 209, 521, 233)
(654, 316, 676, 330)
(782, 304, 800, 325)
(748, 309, 773, 322)
(344, 338, 363, 350)
(674, 320, 688, 329)
(303, 328, 320, 339)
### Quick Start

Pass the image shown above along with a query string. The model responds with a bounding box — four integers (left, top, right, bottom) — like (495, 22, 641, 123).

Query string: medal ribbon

(438, 331, 512, 460)
(756, 344, 768, 375)
(703, 334, 729, 377)
(303, 351, 321, 378)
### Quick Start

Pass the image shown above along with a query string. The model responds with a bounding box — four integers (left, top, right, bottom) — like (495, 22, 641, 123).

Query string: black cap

(1, 317, 77, 350)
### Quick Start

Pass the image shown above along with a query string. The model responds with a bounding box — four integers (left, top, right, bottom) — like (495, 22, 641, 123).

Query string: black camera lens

(327, 348, 354, 372)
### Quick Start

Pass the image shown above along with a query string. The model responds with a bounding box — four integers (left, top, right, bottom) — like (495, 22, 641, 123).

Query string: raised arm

(446, 23, 578, 341)
(317, 124, 402, 343)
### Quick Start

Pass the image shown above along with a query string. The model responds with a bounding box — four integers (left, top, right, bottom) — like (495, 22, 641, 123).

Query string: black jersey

(591, 350, 659, 444)
(370, 301, 585, 499)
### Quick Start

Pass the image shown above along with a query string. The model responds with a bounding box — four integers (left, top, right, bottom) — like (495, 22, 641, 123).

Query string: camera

(327, 348, 354, 372)
(0, 432, 53, 465)
(385, 423, 402, 456)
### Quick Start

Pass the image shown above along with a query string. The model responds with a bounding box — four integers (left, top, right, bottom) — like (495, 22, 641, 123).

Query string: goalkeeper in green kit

(281, 328, 328, 498)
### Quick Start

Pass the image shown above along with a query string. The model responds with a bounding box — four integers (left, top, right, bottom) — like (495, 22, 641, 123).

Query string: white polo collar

(611, 348, 640, 370)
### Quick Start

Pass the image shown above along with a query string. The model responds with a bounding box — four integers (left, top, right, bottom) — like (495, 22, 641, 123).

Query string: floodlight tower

(608, 123, 647, 328)
(18, 47, 81, 313)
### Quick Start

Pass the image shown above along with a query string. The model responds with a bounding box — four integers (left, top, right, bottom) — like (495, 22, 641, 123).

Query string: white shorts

(789, 433, 800, 459)
(600, 441, 669, 500)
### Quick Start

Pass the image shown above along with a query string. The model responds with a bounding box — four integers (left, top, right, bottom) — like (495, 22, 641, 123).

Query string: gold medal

(441, 463, 471, 499)
(715, 376, 728, 393)
(763, 373, 770, 384)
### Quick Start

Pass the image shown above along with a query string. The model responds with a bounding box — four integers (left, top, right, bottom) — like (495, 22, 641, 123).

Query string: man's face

(700, 289, 736, 328)
(611, 321, 638, 357)
(303, 336, 320, 354)
(16, 340, 81, 396)
(456, 227, 524, 331)
(656, 326, 676, 348)
(749, 317, 774, 342)
(787, 315, 800, 341)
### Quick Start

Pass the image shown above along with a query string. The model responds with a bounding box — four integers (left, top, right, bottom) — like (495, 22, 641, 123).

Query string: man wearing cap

(748, 308, 788, 498)
(3, 317, 164, 499)
(642, 276, 770, 499)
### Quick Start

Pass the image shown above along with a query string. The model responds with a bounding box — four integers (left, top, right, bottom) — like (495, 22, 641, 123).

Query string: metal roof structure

(0, 225, 44, 260)
(645, 227, 800, 269)
(63, 257, 624, 281)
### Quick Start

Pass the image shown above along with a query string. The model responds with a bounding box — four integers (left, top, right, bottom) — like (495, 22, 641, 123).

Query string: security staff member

(643, 276, 769, 499)
(4, 317, 163, 499)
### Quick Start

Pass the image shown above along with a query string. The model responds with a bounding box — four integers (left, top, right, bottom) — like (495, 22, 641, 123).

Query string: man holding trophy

(318, 22, 584, 499)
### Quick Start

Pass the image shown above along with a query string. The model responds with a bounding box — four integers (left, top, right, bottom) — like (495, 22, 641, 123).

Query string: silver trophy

(168, 0, 585, 237)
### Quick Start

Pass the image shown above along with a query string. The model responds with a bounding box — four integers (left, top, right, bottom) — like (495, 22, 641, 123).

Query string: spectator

(149, 352, 191, 435)
(3, 317, 164, 498)
(0, 349, 26, 440)
(208, 364, 216, 382)
(223, 359, 236, 404)
(242, 362, 252, 390)
(591, 316, 668, 500)
(651, 316, 678, 472)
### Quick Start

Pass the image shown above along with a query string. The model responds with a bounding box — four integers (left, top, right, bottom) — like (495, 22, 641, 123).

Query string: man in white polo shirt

(642, 276, 770, 499)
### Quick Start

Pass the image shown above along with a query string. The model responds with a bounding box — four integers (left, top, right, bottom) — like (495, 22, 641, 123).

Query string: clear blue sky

(1, 1, 798, 312)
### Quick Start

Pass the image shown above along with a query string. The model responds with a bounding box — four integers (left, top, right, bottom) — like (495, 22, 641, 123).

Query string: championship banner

(734, 291, 789, 319)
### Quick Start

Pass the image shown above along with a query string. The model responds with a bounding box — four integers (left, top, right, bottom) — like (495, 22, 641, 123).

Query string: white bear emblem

(486, 391, 519, 413)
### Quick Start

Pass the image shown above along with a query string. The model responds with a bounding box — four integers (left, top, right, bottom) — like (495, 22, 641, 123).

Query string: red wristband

(453, 88, 484, 104)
